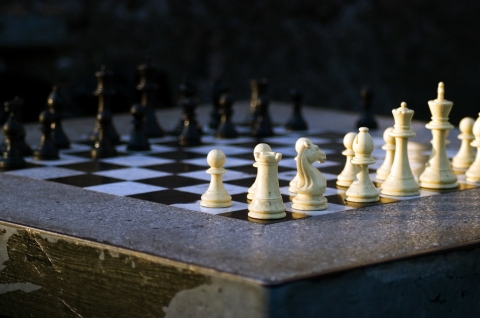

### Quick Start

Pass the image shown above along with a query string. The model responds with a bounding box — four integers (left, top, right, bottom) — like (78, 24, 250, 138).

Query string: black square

(128, 189, 199, 205)
(47, 174, 124, 187)
(148, 151, 205, 160)
(137, 175, 207, 188)
(58, 161, 129, 173)
(146, 162, 206, 173)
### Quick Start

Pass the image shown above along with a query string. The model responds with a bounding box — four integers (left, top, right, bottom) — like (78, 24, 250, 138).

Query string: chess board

(3, 126, 478, 225)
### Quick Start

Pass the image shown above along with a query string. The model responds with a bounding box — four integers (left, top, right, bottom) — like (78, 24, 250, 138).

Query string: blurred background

(0, 0, 478, 124)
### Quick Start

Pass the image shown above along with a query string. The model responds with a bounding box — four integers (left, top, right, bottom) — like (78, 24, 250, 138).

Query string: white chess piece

(419, 82, 458, 189)
(376, 127, 395, 181)
(248, 151, 286, 219)
(291, 137, 328, 211)
(452, 117, 475, 171)
(336, 132, 357, 187)
(466, 114, 480, 182)
(380, 102, 420, 196)
(247, 143, 272, 200)
(345, 127, 379, 202)
(200, 149, 232, 208)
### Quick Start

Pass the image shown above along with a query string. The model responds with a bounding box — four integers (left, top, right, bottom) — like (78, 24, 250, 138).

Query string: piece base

(345, 196, 379, 203)
(419, 181, 458, 189)
(248, 211, 286, 220)
(200, 200, 232, 208)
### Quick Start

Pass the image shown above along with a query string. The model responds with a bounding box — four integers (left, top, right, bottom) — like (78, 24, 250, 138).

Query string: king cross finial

(437, 82, 445, 101)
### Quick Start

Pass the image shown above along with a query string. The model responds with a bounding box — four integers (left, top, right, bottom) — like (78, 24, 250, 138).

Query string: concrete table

(1, 102, 480, 317)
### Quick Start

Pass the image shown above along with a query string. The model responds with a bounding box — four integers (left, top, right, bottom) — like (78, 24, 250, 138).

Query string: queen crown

(392, 102, 414, 129)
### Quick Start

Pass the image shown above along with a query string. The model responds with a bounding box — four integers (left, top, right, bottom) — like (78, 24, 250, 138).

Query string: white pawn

(247, 143, 272, 200)
(291, 137, 328, 211)
(336, 132, 357, 187)
(466, 114, 480, 182)
(200, 149, 232, 208)
(345, 127, 379, 202)
(375, 127, 395, 181)
(452, 117, 475, 171)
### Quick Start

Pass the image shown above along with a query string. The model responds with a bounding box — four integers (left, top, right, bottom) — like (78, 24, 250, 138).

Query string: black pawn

(172, 77, 196, 135)
(0, 98, 32, 156)
(251, 96, 274, 138)
(216, 94, 238, 139)
(208, 79, 228, 130)
(285, 89, 308, 131)
(0, 100, 26, 170)
(33, 110, 59, 161)
(356, 87, 378, 130)
(91, 111, 118, 159)
(178, 83, 202, 147)
(137, 57, 164, 138)
(48, 86, 70, 149)
(88, 66, 120, 145)
(127, 103, 151, 151)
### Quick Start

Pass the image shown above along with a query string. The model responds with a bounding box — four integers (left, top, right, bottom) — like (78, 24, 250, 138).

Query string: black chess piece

(208, 79, 228, 130)
(356, 87, 378, 130)
(285, 89, 308, 131)
(91, 110, 118, 159)
(127, 103, 151, 151)
(33, 110, 59, 161)
(88, 66, 120, 145)
(0, 97, 32, 156)
(251, 95, 274, 138)
(137, 56, 164, 138)
(0, 99, 26, 170)
(178, 82, 202, 147)
(216, 94, 238, 139)
(172, 76, 196, 136)
(245, 78, 268, 127)
(48, 86, 70, 149)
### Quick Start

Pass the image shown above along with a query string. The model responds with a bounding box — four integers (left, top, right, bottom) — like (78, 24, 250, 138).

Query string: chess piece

(419, 82, 458, 189)
(178, 81, 202, 147)
(209, 79, 228, 130)
(245, 78, 268, 126)
(248, 151, 286, 219)
(88, 66, 120, 145)
(345, 128, 379, 202)
(380, 103, 420, 196)
(465, 114, 480, 182)
(215, 94, 238, 139)
(0, 99, 26, 170)
(356, 87, 378, 130)
(336, 132, 358, 187)
(33, 110, 59, 161)
(452, 117, 475, 171)
(251, 95, 274, 138)
(0, 98, 32, 157)
(375, 127, 395, 181)
(285, 89, 308, 131)
(136, 56, 165, 138)
(127, 103, 151, 151)
(91, 110, 118, 159)
(47, 86, 70, 149)
(200, 149, 232, 208)
(247, 143, 272, 200)
(291, 138, 328, 211)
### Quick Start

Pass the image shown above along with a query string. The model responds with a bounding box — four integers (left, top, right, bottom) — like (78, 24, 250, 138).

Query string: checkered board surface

(4, 126, 479, 225)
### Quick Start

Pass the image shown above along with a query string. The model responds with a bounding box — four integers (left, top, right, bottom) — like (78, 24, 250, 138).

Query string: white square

(99, 155, 173, 167)
(24, 154, 90, 166)
(85, 181, 166, 196)
(4, 166, 85, 180)
(178, 169, 254, 181)
(201, 135, 254, 145)
(285, 201, 354, 216)
(60, 143, 92, 153)
(92, 167, 171, 181)
(187, 145, 251, 156)
(176, 183, 248, 195)
(171, 200, 248, 215)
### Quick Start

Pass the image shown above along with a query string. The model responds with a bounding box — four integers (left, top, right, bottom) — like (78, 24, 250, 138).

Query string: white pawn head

(353, 127, 374, 156)
(207, 149, 226, 168)
(343, 132, 357, 150)
(253, 143, 272, 155)
(459, 117, 474, 134)
(383, 127, 395, 145)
